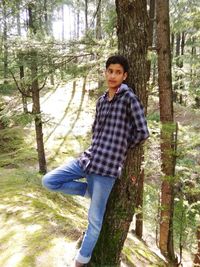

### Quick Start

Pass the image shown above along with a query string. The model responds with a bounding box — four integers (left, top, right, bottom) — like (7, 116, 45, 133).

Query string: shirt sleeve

(128, 94, 149, 148)
(92, 97, 101, 134)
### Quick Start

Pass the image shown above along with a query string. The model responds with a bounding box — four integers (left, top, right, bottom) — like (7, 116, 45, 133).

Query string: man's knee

(88, 212, 103, 236)
(42, 172, 57, 191)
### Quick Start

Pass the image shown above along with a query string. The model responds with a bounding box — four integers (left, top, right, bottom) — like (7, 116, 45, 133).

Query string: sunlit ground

(0, 167, 89, 267)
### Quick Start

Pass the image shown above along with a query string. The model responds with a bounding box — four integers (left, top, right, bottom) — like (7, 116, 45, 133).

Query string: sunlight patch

(1, 251, 24, 267)
(36, 237, 77, 267)
(26, 224, 42, 233)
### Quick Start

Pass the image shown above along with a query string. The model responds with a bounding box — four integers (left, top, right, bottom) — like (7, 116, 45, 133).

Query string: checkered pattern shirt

(78, 83, 149, 179)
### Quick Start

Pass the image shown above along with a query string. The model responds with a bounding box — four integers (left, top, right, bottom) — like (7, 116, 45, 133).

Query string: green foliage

(12, 113, 33, 126)
(170, 0, 200, 106)
(0, 127, 23, 153)
(0, 127, 37, 168)
(147, 111, 160, 122)
(0, 83, 16, 95)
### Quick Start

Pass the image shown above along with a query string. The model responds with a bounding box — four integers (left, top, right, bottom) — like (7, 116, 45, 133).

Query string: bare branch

(39, 76, 48, 91)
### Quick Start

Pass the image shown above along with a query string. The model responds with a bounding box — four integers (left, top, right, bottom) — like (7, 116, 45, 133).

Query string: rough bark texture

(3, 0, 8, 84)
(135, 0, 155, 239)
(194, 225, 200, 266)
(96, 0, 102, 39)
(30, 51, 47, 174)
(85, 0, 88, 32)
(88, 1, 149, 265)
(28, 4, 47, 174)
(135, 169, 144, 238)
(156, 0, 177, 262)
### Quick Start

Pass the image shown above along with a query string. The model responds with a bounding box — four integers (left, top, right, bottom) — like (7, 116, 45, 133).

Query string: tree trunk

(76, 0, 80, 39)
(96, 0, 103, 88)
(3, 0, 8, 84)
(85, 0, 88, 33)
(30, 50, 47, 174)
(96, 0, 102, 39)
(19, 57, 28, 113)
(135, 0, 155, 238)
(16, 1, 21, 36)
(147, 0, 155, 81)
(88, 1, 149, 265)
(135, 169, 144, 238)
(171, 33, 174, 58)
(44, 0, 49, 35)
(173, 33, 181, 103)
(156, 0, 177, 263)
(194, 225, 200, 266)
(28, 4, 47, 174)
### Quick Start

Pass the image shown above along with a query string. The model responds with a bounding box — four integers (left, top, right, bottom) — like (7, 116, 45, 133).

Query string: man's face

(105, 64, 128, 90)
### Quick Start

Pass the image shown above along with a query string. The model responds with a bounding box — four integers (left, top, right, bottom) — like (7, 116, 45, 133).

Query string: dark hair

(106, 55, 129, 73)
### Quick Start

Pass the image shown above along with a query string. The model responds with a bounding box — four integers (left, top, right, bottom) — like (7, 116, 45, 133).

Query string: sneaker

(75, 260, 85, 267)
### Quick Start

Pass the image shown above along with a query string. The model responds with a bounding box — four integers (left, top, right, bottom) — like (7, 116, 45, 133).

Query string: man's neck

(108, 87, 118, 101)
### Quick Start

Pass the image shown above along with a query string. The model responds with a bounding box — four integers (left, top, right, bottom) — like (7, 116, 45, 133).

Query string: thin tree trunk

(19, 54, 28, 113)
(135, 0, 155, 238)
(171, 33, 174, 58)
(28, 4, 47, 174)
(77, 0, 80, 39)
(173, 33, 181, 103)
(85, 0, 88, 33)
(96, 0, 102, 39)
(3, 0, 8, 84)
(17, 6, 28, 113)
(89, 1, 149, 265)
(16, 1, 21, 36)
(135, 169, 144, 238)
(156, 0, 177, 263)
(43, 1, 54, 85)
(61, 5, 65, 79)
(44, 0, 49, 35)
(30, 50, 47, 174)
(194, 225, 200, 266)
(96, 0, 103, 88)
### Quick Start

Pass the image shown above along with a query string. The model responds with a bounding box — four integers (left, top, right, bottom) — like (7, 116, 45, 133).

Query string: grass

(0, 167, 88, 267)
(122, 234, 167, 267)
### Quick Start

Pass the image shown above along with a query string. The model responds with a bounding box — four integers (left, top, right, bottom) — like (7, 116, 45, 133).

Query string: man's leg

(42, 159, 87, 196)
(75, 174, 116, 264)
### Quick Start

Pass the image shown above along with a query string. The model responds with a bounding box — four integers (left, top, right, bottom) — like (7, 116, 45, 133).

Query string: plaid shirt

(78, 83, 149, 178)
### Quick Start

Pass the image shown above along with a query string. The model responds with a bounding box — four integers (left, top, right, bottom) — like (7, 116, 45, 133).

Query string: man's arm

(128, 94, 149, 148)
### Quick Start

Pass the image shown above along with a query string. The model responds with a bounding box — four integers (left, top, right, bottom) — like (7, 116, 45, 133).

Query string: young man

(42, 55, 149, 266)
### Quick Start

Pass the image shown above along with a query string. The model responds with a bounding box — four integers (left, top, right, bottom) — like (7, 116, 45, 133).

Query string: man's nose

(111, 72, 116, 78)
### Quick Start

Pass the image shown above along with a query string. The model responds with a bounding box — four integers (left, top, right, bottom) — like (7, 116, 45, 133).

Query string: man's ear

(123, 72, 128, 80)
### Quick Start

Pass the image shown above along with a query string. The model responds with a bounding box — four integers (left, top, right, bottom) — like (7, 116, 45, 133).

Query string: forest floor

(0, 79, 199, 267)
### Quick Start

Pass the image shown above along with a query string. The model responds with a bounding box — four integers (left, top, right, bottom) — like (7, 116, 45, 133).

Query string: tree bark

(173, 33, 181, 103)
(76, 0, 80, 39)
(28, 4, 47, 174)
(135, 0, 155, 238)
(3, 0, 8, 84)
(30, 50, 47, 174)
(96, 0, 102, 39)
(85, 0, 88, 33)
(135, 169, 144, 238)
(88, 1, 149, 265)
(19, 54, 28, 113)
(194, 225, 200, 266)
(156, 0, 177, 263)
(16, 1, 21, 36)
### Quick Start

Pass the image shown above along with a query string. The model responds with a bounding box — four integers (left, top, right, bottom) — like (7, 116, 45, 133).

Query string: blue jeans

(42, 159, 115, 264)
